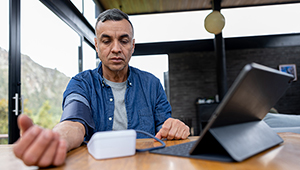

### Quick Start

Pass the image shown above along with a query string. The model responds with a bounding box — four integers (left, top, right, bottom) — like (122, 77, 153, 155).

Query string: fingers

(156, 118, 172, 139)
(37, 133, 60, 167)
(156, 118, 190, 140)
(165, 119, 180, 140)
(22, 129, 54, 166)
(174, 125, 185, 140)
(53, 139, 67, 166)
(18, 114, 34, 136)
(13, 125, 42, 159)
(13, 126, 66, 168)
(37, 133, 67, 167)
(175, 125, 190, 139)
(155, 131, 162, 140)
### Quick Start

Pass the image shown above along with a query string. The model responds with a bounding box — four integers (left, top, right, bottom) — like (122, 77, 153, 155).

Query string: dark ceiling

(95, 0, 300, 15)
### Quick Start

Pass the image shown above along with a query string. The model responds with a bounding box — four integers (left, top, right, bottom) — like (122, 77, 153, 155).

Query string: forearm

(52, 121, 85, 151)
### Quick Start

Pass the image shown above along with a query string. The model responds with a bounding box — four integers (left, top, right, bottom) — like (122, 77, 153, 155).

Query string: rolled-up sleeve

(61, 99, 95, 138)
(61, 74, 96, 139)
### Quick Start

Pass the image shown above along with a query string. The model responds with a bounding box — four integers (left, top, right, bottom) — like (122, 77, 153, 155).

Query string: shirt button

(129, 82, 132, 86)
(110, 98, 113, 102)
(109, 117, 112, 121)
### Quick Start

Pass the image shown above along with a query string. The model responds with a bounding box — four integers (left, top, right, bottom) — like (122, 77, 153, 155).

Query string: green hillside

(0, 47, 71, 140)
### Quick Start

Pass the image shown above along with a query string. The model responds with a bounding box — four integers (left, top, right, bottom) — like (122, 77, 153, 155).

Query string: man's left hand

(155, 118, 190, 140)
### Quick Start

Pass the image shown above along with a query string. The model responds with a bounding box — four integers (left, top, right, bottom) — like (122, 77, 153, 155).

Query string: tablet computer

(150, 63, 294, 162)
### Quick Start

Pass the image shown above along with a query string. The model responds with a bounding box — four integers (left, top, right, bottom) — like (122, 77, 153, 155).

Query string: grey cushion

(263, 113, 300, 134)
(271, 127, 300, 134)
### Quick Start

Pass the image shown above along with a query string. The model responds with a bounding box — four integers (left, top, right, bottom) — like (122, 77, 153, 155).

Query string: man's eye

(102, 40, 110, 44)
(121, 40, 129, 44)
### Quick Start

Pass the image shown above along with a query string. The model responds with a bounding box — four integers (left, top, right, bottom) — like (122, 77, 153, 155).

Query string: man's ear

(94, 37, 99, 53)
(131, 39, 135, 54)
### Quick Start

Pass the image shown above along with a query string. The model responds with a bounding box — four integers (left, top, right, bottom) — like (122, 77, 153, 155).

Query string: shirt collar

(97, 62, 133, 87)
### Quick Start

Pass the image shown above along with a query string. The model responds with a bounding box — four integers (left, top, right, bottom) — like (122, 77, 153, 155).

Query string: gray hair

(95, 8, 134, 36)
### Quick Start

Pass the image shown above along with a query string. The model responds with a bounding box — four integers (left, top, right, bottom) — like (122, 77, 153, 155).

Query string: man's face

(94, 19, 135, 74)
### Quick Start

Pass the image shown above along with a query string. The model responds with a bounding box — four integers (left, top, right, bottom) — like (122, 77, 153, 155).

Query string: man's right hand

(13, 114, 67, 167)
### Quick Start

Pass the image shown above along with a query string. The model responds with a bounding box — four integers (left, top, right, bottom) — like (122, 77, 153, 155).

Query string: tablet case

(150, 63, 294, 162)
(190, 121, 283, 162)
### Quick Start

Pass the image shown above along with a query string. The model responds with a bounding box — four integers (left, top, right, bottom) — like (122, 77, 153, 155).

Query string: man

(13, 9, 190, 167)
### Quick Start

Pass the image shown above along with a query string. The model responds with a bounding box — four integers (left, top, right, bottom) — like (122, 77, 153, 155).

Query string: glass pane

(70, 0, 82, 13)
(129, 55, 168, 88)
(21, 1, 79, 129)
(130, 3, 300, 43)
(83, 0, 96, 26)
(129, 11, 213, 44)
(222, 3, 300, 38)
(0, 0, 9, 144)
(71, 0, 95, 26)
(83, 41, 96, 71)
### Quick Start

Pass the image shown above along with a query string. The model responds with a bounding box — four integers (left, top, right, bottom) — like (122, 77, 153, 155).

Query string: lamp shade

(204, 10, 225, 34)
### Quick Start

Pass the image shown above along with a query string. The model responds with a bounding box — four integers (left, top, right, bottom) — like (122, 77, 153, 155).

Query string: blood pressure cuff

(60, 100, 95, 139)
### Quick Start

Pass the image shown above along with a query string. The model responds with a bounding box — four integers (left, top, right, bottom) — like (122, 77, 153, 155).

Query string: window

(83, 0, 96, 26)
(83, 41, 97, 71)
(129, 54, 169, 89)
(130, 3, 300, 43)
(0, 0, 9, 144)
(70, 0, 82, 13)
(71, 0, 96, 26)
(222, 3, 300, 38)
(71, 0, 96, 71)
(21, 1, 79, 129)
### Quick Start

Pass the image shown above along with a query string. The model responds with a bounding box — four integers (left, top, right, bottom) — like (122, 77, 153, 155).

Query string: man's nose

(111, 41, 121, 53)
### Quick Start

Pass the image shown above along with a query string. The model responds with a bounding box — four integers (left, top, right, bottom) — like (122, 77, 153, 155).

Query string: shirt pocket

(138, 107, 155, 134)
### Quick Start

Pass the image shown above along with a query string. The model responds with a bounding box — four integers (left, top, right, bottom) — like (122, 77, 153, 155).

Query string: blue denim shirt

(61, 63, 172, 140)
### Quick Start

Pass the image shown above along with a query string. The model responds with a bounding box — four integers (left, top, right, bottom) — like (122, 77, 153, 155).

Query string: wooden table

(1, 132, 300, 170)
